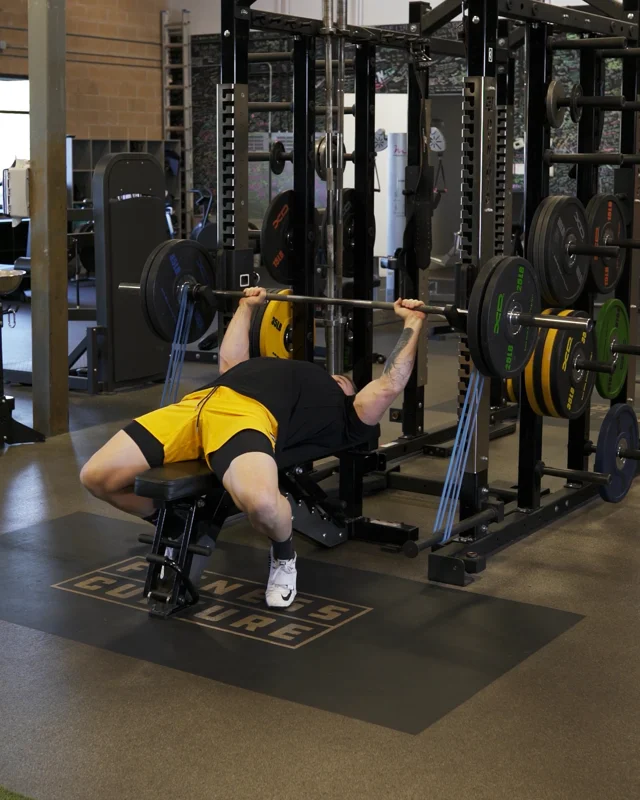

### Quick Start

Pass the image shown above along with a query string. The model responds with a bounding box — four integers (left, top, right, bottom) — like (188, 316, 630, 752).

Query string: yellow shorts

(124, 386, 278, 475)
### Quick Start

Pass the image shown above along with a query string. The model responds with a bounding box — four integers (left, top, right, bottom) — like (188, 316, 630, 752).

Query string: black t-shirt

(200, 358, 379, 466)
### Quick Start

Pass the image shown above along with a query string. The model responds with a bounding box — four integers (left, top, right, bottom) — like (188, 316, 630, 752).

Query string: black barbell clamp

(536, 462, 611, 487)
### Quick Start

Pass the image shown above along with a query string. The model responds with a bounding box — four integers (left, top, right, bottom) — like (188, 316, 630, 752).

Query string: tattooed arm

(353, 299, 426, 426)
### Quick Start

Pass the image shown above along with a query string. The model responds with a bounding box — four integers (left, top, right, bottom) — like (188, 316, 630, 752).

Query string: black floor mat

(0, 513, 583, 734)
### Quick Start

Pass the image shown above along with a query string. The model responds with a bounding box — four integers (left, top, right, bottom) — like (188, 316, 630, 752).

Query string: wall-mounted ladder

(161, 9, 194, 238)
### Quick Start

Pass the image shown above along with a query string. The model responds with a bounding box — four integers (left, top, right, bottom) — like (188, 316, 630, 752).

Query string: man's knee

(80, 460, 123, 498)
(243, 492, 282, 527)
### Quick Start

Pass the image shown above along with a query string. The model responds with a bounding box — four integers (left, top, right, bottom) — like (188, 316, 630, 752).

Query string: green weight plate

(140, 238, 217, 344)
(596, 299, 629, 400)
(466, 256, 505, 375)
(479, 256, 541, 379)
(531, 196, 590, 306)
(595, 403, 639, 503)
(546, 310, 596, 419)
(261, 190, 296, 285)
(585, 193, 626, 294)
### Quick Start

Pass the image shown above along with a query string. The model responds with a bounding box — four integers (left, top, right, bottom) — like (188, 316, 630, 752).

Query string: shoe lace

(271, 557, 295, 587)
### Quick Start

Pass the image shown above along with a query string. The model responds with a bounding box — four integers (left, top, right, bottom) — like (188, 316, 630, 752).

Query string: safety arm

(218, 301, 256, 374)
(353, 317, 423, 426)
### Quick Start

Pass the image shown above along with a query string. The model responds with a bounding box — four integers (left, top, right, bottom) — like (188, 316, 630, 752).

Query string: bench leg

(139, 489, 233, 619)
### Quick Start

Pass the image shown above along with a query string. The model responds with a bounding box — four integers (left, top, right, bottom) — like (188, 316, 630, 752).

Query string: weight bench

(134, 456, 352, 619)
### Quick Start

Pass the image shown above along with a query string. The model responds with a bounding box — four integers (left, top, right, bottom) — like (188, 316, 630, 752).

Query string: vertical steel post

(401, 1, 431, 438)
(292, 35, 316, 363)
(516, 21, 550, 510)
(457, 0, 497, 521)
(28, 0, 69, 436)
(567, 45, 600, 472)
(615, 0, 640, 408)
(352, 42, 376, 390)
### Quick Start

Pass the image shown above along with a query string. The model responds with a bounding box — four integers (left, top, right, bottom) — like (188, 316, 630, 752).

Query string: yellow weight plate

(524, 309, 554, 416)
(540, 308, 574, 418)
(259, 289, 294, 359)
(505, 379, 517, 404)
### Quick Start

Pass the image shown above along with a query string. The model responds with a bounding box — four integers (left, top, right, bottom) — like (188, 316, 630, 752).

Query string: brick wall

(1, 0, 165, 140)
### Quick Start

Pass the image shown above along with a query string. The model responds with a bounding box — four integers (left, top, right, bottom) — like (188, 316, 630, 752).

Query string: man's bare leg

(221, 452, 291, 542)
(80, 430, 155, 518)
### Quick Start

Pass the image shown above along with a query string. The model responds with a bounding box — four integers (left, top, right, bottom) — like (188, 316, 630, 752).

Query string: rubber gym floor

(0, 327, 638, 800)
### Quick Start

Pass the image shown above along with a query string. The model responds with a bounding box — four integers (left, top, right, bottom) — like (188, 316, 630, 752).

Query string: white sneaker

(266, 548, 297, 608)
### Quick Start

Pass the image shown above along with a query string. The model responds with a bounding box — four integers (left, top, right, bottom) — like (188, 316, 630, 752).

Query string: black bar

(138, 533, 212, 557)
(352, 41, 376, 392)
(498, 0, 637, 37)
(620, 446, 640, 459)
(558, 94, 625, 108)
(422, 0, 462, 35)
(545, 150, 624, 165)
(248, 102, 355, 114)
(598, 47, 640, 56)
(574, 357, 616, 374)
(401, 1, 429, 437)
(220, 0, 248, 84)
(430, 37, 466, 57)
(612, 342, 640, 354)
(568, 244, 620, 256)
(611, 239, 640, 248)
(539, 464, 611, 486)
(550, 35, 628, 49)
(291, 34, 315, 365)
(518, 22, 550, 512)
(584, 0, 627, 20)
(403, 507, 499, 558)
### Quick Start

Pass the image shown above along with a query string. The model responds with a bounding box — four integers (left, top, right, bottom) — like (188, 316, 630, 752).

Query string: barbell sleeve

(568, 244, 620, 258)
(574, 358, 616, 375)
(402, 507, 499, 558)
(537, 463, 611, 486)
(514, 312, 593, 333)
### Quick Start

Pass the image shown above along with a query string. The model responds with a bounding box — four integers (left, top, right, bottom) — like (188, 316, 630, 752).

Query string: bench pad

(134, 461, 221, 502)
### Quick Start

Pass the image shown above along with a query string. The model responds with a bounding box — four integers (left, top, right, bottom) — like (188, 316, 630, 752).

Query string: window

(0, 78, 30, 214)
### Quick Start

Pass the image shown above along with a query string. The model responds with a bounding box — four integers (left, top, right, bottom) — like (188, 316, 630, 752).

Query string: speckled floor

(0, 329, 638, 800)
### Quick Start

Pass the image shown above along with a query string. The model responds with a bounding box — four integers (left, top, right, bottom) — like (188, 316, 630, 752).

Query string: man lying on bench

(80, 287, 425, 608)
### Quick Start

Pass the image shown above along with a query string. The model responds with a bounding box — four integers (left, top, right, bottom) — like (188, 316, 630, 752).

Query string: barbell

(123, 239, 595, 381)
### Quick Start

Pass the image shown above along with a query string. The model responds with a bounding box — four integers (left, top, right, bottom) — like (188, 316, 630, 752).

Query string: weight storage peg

(122, 241, 595, 382)
(585, 194, 640, 294)
(247, 141, 292, 176)
(545, 80, 626, 128)
(545, 150, 640, 167)
(402, 504, 503, 559)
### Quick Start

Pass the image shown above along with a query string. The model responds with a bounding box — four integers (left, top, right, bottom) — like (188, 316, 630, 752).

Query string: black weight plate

(141, 240, 172, 341)
(141, 238, 217, 344)
(527, 196, 557, 306)
(533, 196, 590, 306)
(585, 193, 626, 294)
(545, 80, 567, 129)
(569, 83, 583, 124)
(480, 256, 541, 379)
(195, 221, 218, 252)
(545, 310, 596, 419)
(261, 190, 296, 284)
(466, 256, 505, 375)
(595, 403, 639, 503)
(535, 196, 564, 306)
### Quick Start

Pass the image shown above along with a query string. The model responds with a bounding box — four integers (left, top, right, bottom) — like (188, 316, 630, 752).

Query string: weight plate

(269, 141, 286, 176)
(595, 298, 630, 400)
(141, 238, 217, 344)
(545, 80, 567, 128)
(194, 221, 218, 252)
(595, 403, 638, 503)
(466, 256, 505, 376)
(543, 309, 596, 419)
(479, 256, 541, 379)
(585, 193, 626, 294)
(505, 377, 520, 403)
(261, 190, 296, 285)
(259, 289, 294, 359)
(569, 83, 583, 124)
(524, 309, 555, 417)
(249, 303, 267, 359)
(530, 196, 590, 306)
(528, 195, 559, 306)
